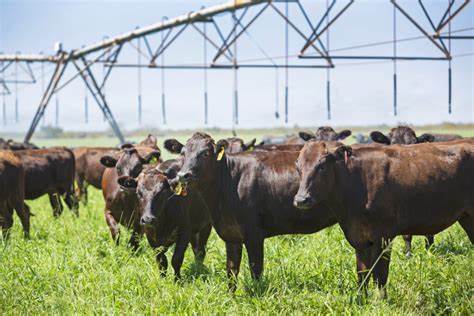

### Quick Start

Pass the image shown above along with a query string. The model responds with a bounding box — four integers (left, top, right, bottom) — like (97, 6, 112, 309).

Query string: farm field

(1, 126, 473, 314)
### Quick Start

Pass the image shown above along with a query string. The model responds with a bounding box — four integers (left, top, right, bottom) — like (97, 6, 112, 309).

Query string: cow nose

(140, 214, 156, 226)
(177, 171, 191, 182)
(293, 194, 314, 209)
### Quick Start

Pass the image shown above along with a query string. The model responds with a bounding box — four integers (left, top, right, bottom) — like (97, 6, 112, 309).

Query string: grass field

(1, 127, 473, 314)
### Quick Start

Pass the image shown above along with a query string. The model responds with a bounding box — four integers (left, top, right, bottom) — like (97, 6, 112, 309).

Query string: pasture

(0, 127, 473, 314)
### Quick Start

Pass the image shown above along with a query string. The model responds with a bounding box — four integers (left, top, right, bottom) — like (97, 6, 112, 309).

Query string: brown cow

(15, 147, 78, 217)
(119, 160, 212, 279)
(100, 143, 161, 249)
(297, 126, 352, 143)
(73, 147, 119, 204)
(0, 138, 38, 150)
(293, 140, 474, 297)
(370, 125, 437, 255)
(0, 151, 28, 239)
(174, 132, 337, 289)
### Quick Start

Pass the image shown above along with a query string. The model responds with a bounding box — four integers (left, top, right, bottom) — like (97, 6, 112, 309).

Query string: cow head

(225, 137, 257, 153)
(119, 168, 174, 227)
(370, 126, 434, 145)
(138, 134, 159, 149)
(100, 143, 161, 190)
(299, 127, 352, 142)
(294, 142, 351, 209)
(176, 133, 223, 188)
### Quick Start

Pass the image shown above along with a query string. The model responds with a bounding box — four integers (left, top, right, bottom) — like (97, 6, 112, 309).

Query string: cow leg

(402, 235, 412, 257)
(64, 191, 79, 217)
(49, 193, 63, 217)
(425, 235, 435, 250)
(171, 231, 190, 280)
(244, 235, 264, 281)
(156, 249, 169, 277)
(14, 199, 30, 239)
(225, 241, 243, 292)
(192, 224, 212, 263)
(76, 175, 88, 205)
(459, 214, 474, 243)
(127, 223, 143, 251)
(0, 204, 13, 240)
(370, 239, 392, 299)
(104, 209, 120, 245)
(355, 248, 371, 298)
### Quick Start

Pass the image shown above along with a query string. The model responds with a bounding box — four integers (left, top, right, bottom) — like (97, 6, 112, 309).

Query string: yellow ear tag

(174, 182, 183, 195)
(149, 156, 158, 164)
(217, 147, 225, 161)
(248, 146, 254, 152)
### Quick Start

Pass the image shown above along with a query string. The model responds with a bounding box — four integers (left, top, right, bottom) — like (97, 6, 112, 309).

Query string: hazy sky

(1, 0, 473, 133)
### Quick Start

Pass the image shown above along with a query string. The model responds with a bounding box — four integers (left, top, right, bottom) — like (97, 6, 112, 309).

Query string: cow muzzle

(293, 194, 316, 210)
(140, 214, 156, 227)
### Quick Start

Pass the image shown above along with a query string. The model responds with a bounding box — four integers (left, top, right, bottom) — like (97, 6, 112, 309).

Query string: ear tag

(344, 150, 349, 165)
(248, 146, 254, 152)
(217, 147, 225, 161)
(174, 182, 183, 195)
(149, 156, 158, 164)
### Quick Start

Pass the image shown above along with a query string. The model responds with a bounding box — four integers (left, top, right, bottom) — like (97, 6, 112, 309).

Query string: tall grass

(0, 189, 472, 314)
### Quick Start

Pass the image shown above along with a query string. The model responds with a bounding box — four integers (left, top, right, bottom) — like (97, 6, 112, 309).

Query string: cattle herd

(0, 126, 472, 299)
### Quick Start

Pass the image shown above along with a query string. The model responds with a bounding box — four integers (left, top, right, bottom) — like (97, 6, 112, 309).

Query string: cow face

(100, 144, 161, 189)
(177, 133, 224, 188)
(370, 126, 434, 145)
(299, 127, 352, 142)
(294, 142, 351, 209)
(225, 137, 256, 153)
(119, 169, 173, 227)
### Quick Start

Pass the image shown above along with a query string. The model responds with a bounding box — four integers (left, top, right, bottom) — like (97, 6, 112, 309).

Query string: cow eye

(202, 151, 210, 157)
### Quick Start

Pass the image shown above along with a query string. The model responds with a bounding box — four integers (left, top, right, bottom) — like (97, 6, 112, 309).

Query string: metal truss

(0, 0, 471, 142)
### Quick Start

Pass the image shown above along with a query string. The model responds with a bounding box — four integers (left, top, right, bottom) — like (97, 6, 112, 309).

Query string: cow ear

(164, 138, 184, 154)
(332, 145, 353, 161)
(417, 133, 435, 143)
(121, 143, 134, 150)
(215, 139, 229, 161)
(370, 131, 390, 145)
(244, 138, 256, 151)
(100, 155, 117, 168)
(139, 134, 158, 148)
(143, 151, 161, 164)
(299, 131, 315, 142)
(337, 130, 352, 140)
(117, 176, 138, 189)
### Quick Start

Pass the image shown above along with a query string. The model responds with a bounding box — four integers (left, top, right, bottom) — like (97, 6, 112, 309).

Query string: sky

(0, 0, 473, 133)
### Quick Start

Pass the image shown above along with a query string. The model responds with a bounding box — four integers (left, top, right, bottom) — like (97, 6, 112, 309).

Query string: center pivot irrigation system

(0, 0, 472, 143)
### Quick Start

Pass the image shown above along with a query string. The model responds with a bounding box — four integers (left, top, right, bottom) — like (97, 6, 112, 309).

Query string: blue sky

(1, 0, 473, 133)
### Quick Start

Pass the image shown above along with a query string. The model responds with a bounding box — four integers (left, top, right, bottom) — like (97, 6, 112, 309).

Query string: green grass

(1, 126, 473, 314)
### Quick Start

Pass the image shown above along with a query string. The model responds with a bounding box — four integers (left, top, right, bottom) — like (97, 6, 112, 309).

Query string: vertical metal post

(102, 36, 108, 122)
(232, 12, 239, 128)
(55, 92, 59, 126)
(137, 32, 143, 125)
(84, 73, 89, 123)
(203, 12, 209, 125)
(393, 4, 398, 116)
(274, 69, 280, 119)
(1, 91, 5, 126)
(40, 54, 45, 126)
(448, 0, 452, 114)
(284, 1, 289, 124)
(14, 55, 19, 123)
(326, 0, 331, 120)
(1, 58, 5, 125)
(161, 17, 167, 125)
(0, 58, 7, 126)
